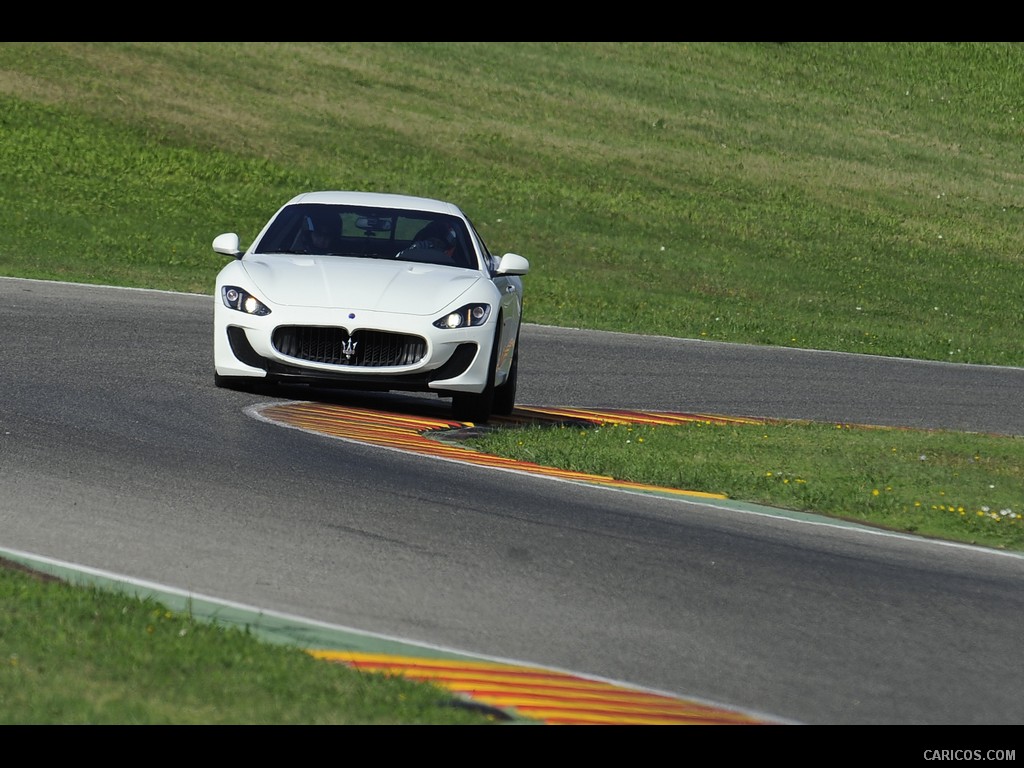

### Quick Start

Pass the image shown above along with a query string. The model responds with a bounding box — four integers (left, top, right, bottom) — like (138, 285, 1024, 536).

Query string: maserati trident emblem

(341, 338, 359, 362)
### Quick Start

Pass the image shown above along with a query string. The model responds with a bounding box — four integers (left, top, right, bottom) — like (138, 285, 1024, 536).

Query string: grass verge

(0, 559, 506, 725)
(462, 418, 1024, 553)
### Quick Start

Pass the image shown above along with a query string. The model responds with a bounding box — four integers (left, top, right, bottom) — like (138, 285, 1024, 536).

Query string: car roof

(285, 191, 465, 217)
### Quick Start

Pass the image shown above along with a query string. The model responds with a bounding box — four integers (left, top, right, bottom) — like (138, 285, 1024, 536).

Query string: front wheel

(452, 386, 494, 424)
(491, 336, 519, 416)
(214, 373, 274, 395)
(451, 327, 500, 423)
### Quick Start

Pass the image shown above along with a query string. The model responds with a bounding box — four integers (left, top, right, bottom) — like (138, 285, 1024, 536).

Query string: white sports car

(212, 191, 529, 423)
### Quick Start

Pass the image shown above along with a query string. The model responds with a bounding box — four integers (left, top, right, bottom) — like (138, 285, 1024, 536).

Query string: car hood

(241, 255, 481, 315)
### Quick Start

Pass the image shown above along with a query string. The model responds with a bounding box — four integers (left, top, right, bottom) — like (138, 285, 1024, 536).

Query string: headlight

(222, 286, 271, 316)
(433, 303, 490, 329)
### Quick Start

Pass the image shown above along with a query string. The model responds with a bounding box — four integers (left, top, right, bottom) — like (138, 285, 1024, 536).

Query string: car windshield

(253, 203, 476, 269)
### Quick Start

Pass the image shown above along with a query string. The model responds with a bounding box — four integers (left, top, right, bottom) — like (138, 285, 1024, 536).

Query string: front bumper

(213, 302, 493, 394)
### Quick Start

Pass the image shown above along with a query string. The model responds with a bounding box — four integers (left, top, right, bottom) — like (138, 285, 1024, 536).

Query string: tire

(491, 335, 519, 416)
(451, 327, 500, 423)
(214, 373, 272, 395)
(452, 383, 494, 424)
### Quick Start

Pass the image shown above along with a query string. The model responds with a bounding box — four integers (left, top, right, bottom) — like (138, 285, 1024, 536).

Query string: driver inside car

(403, 219, 463, 265)
(296, 210, 342, 253)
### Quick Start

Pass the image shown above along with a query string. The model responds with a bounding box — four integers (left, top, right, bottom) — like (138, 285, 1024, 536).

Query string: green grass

(0, 561, 502, 724)
(3, 43, 1024, 363)
(460, 419, 1024, 552)
(2, 42, 1023, 723)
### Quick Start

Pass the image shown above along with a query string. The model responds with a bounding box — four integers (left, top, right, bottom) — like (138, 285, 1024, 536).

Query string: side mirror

(495, 252, 529, 276)
(213, 232, 243, 260)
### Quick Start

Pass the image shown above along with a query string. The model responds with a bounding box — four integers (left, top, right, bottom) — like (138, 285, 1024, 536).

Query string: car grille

(272, 326, 426, 367)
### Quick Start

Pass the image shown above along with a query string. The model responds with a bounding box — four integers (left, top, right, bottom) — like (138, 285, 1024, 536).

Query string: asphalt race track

(2, 276, 1023, 726)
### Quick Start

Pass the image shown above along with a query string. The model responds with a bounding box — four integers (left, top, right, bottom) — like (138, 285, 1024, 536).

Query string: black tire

(491, 334, 519, 416)
(452, 383, 494, 424)
(214, 373, 272, 395)
(451, 327, 500, 423)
